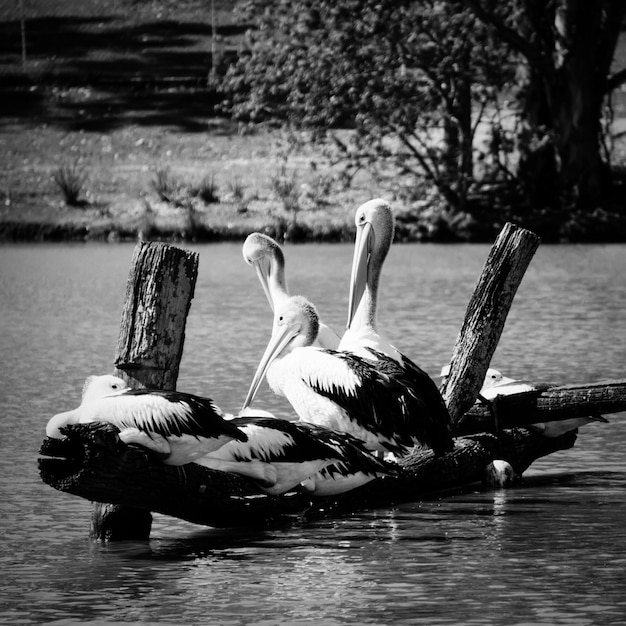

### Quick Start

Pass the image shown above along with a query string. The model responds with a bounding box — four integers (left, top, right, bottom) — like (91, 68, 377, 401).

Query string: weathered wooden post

(440, 223, 540, 425)
(90, 241, 199, 541)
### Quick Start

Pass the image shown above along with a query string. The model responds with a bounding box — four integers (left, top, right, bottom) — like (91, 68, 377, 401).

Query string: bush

(52, 160, 87, 207)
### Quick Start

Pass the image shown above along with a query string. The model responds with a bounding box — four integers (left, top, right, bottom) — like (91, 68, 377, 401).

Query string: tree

(222, 0, 513, 214)
(222, 0, 626, 238)
(463, 0, 626, 213)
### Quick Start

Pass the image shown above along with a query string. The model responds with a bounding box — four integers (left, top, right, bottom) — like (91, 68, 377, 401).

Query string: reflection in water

(1, 243, 626, 624)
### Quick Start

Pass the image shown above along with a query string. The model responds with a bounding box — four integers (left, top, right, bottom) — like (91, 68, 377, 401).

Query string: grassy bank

(2, 0, 626, 244)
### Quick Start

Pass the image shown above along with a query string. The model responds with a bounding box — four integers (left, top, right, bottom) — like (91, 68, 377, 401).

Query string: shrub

(270, 164, 299, 212)
(190, 174, 219, 204)
(151, 167, 178, 203)
(52, 160, 87, 207)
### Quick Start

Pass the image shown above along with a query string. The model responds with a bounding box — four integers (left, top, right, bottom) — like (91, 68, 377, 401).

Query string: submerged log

(91, 241, 199, 541)
(39, 421, 577, 528)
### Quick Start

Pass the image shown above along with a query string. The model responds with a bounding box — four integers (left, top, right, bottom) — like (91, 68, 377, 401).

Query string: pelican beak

(347, 221, 374, 329)
(242, 321, 298, 410)
(253, 258, 275, 312)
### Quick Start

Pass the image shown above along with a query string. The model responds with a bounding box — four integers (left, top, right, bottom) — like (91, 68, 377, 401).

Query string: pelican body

(243, 296, 452, 456)
(443, 366, 609, 437)
(337, 199, 453, 455)
(46, 375, 248, 466)
(242, 232, 341, 350)
(195, 415, 395, 495)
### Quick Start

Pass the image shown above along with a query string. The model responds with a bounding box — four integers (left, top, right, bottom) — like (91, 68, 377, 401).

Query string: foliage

(151, 166, 178, 203)
(221, 0, 515, 213)
(52, 159, 88, 207)
(459, 0, 626, 213)
(269, 162, 300, 212)
(189, 174, 220, 204)
(151, 167, 220, 206)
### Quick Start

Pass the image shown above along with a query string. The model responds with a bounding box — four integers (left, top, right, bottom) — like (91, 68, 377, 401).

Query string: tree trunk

(91, 242, 199, 541)
(516, 0, 625, 210)
(441, 222, 540, 423)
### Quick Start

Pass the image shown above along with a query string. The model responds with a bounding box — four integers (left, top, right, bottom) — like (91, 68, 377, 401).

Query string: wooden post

(440, 223, 540, 425)
(90, 241, 199, 541)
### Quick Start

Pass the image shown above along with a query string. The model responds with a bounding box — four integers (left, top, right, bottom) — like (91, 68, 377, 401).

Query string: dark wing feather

(298, 422, 399, 476)
(306, 351, 409, 443)
(118, 389, 247, 442)
(369, 350, 454, 455)
(307, 350, 429, 453)
(230, 416, 344, 462)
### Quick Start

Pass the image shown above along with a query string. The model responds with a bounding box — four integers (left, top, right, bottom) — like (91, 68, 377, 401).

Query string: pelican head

(242, 295, 319, 410)
(347, 198, 395, 330)
(242, 232, 287, 312)
(439, 365, 516, 395)
(47, 374, 130, 438)
(81, 374, 129, 403)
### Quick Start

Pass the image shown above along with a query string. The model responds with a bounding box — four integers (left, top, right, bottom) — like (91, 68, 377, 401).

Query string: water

(1, 241, 625, 625)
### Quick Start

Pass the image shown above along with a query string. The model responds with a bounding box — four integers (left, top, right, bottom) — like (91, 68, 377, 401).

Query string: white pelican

(443, 366, 609, 437)
(242, 295, 453, 456)
(339, 198, 402, 361)
(337, 198, 453, 454)
(194, 415, 395, 496)
(439, 364, 509, 396)
(242, 232, 341, 349)
(46, 374, 248, 466)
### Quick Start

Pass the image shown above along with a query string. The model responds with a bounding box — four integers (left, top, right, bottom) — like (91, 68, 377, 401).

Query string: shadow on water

(0, 15, 248, 130)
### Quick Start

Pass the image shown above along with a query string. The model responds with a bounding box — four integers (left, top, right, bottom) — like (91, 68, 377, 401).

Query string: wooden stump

(90, 241, 199, 541)
(441, 223, 541, 424)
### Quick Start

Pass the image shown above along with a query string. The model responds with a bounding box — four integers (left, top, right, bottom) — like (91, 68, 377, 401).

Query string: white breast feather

(266, 348, 370, 433)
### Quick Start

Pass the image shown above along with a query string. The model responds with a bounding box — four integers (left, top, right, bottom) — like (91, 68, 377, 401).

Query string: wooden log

(38, 224, 613, 534)
(455, 379, 626, 435)
(440, 223, 540, 425)
(91, 241, 199, 541)
(39, 422, 577, 529)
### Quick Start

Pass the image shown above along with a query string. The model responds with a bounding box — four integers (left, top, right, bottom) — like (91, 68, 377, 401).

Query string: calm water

(1, 241, 625, 625)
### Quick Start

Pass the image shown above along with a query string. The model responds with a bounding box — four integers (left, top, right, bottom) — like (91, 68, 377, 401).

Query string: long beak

(346, 222, 374, 329)
(242, 323, 297, 410)
(254, 259, 275, 312)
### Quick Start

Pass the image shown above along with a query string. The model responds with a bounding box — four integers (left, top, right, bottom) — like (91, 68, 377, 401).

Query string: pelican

(242, 232, 341, 349)
(443, 366, 609, 437)
(337, 198, 453, 454)
(439, 364, 510, 396)
(339, 198, 402, 361)
(46, 375, 248, 466)
(194, 415, 395, 495)
(243, 295, 453, 456)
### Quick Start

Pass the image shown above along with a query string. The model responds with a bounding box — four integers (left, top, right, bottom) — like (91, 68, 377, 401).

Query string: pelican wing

(299, 348, 452, 454)
(228, 417, 344, 463)
(298, 422, 398, 476)
(83, 390, 247, 443)
(370, 350, 454, 455)
(299, 349, 420, 451)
